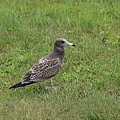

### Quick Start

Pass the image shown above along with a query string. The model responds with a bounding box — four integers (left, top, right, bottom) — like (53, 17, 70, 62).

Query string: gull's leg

(44, 80, 51, 90)
(50, 78, 60, 89)
(50, 78, 54, 87)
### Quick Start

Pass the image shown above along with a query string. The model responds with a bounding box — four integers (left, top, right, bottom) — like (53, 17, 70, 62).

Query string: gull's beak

(62, 39, 76, 47)
(66, 41, 75, 47)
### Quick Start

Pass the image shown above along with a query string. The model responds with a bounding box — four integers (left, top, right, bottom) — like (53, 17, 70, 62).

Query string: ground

(0, 0, 120, 120)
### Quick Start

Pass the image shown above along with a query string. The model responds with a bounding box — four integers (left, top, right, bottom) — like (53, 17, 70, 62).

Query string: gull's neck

(54, 46, 64, 55)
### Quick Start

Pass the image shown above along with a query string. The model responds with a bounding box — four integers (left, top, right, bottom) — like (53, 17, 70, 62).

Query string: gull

(9, 38, 75, 90)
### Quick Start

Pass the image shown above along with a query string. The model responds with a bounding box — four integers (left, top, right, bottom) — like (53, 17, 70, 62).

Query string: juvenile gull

(9, 38, 75, 90)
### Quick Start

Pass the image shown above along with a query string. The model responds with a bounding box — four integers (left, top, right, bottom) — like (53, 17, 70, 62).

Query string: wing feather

(22, 58, 61, 83)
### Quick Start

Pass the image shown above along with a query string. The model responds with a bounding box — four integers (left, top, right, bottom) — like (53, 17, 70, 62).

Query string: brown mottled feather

(22, 58, 61, 83)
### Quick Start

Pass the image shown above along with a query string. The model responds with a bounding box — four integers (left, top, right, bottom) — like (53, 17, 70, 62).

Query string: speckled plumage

(22, 58, 62, 83)
(9, 38, 75, 89)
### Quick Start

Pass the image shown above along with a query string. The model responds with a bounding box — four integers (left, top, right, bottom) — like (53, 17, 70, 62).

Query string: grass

(0, 0, 120, 119)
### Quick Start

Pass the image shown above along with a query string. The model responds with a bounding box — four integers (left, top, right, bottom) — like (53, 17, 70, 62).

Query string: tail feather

(9, 81, 35, 89)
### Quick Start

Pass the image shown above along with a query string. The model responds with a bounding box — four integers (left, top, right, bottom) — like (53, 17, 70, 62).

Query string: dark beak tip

(72, 44, 75, 47)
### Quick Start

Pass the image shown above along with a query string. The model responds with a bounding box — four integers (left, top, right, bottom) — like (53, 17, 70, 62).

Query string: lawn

(0, 0, 120, 120)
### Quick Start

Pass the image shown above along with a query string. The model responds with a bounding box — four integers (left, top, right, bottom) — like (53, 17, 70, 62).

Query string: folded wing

(22, 58, 61, 84)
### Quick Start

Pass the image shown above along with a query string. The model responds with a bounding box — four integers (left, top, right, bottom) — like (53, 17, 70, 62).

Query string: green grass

(0, 0, 120, 119)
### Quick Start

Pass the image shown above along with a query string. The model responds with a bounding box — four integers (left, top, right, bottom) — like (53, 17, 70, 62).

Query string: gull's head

(55, 38, 75, 47)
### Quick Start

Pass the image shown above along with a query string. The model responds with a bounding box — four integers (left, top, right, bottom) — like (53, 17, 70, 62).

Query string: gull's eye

(61, 41, 65, 43)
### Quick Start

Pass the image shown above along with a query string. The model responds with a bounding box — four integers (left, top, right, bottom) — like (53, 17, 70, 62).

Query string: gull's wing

(22, 58, 61, 84)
